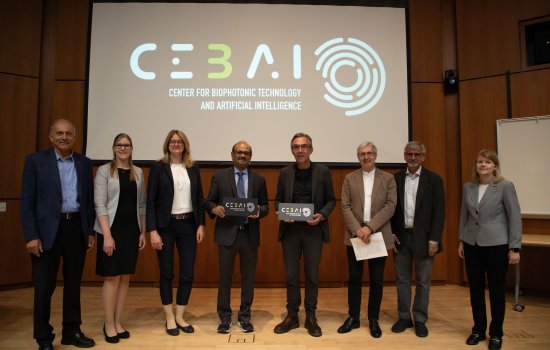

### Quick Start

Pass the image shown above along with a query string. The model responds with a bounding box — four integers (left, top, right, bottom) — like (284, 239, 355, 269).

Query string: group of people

(21, 119, 521, 350)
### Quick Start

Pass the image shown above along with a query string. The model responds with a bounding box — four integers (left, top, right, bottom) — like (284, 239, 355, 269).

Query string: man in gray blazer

(273, 133, 336, 337)
(205, 141, 269, 334)
(390, 141, 445, 337)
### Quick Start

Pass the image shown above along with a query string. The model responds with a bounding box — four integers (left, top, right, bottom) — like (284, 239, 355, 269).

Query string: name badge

(222, 197, 258, 216)
(278, 203, 314, 221)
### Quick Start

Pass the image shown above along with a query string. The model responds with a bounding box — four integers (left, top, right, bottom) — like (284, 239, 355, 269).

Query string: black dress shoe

(391, 318, 414, 333)
(217, 321, 232, 334)
(177, 322, 195, 333)
(414, 321, 428, 337)
(61, 331, 95, 348)
(488, 336, 503, 350)
(466, 333, 486, 345)
(337, 317, 360, 334)
(304, 317, 322, 337)
(117, 330, 130, 339)
(103, 325, 119, 344)
(165, 322, 179, 336)
(368, 319, 382, 338)
(274, 315, 299, 334)
(38, 343, 53, 350)
(237, 320, 254, 333)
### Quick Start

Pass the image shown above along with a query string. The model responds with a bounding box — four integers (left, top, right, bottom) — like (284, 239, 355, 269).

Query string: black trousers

(216, 227, 258, 323)
(157, 217, 197, 305)
(346, 245, 387, 320)
(32, 217, 87, 345)
(464, 242, 508, 337)
(281, 223, 323, 318)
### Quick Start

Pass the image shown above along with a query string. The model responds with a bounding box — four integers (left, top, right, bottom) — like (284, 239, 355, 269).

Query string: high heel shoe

(165, 322, 180, 336)
(117, 329, 130, 339)
(103, 325, 119, 343)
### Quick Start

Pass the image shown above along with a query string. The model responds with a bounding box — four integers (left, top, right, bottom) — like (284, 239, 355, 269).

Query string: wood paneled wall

(2, 0, 549, 293)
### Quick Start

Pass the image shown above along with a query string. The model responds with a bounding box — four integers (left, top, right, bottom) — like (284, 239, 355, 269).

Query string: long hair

(159, 129, 194, 168)
(110, 133, 137, 182)
(472, 149, 503, 184)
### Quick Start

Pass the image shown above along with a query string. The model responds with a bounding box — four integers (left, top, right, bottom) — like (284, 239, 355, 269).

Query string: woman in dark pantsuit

(458, 150, 522, 350)
(147, 130, 206, 336)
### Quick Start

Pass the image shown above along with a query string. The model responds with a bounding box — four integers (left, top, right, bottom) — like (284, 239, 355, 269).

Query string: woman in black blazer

(146, 130, 206, 336)
(458, 150, 521, 350)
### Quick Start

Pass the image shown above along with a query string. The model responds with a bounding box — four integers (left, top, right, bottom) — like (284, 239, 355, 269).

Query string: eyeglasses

(169, 140, 184, 145)
(405, 152, 424, 158)
(358, 152, 377, 157)
(114, 144, 132, 149)
(291, 144, 311, 150)
(233, 151, 251, 156)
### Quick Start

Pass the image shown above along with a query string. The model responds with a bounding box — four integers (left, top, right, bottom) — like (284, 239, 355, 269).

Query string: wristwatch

(509, 248, 520, 253)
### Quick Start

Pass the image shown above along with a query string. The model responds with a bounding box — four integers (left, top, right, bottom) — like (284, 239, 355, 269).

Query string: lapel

(285, 165, 296, 201)
(353, 169, 365, 211)
(247, 169, 254, 199)
(162, 163, 175, 197)
(371, 168, 381, 210)
(478, 182, 498, 209)
(49, 149, 62, 196)
(466, 183, 478, 209)
(396, 170, 406, 209)
(415, 169, 428, 210)
(73, 152, 83, 199)
(227, 167, 238, 197)
(311, 163, 317, 202)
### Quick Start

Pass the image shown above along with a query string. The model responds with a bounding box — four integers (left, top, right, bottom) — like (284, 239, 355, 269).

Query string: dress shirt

(171, 163, 193, 214)
(55, 150, 79, 213)
(234, 167, 248, 198)
(362, 169, 375, 223)
(404, 166, 421, 228)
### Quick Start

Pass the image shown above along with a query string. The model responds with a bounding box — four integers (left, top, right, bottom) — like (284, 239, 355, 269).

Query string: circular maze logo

(315, 38, 386, 117)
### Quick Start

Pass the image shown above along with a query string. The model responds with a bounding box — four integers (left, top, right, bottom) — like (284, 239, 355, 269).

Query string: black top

(292, 165, 312, 203)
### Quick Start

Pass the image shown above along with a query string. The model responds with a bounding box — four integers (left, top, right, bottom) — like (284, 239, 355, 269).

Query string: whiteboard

(496, 116, 550, 218)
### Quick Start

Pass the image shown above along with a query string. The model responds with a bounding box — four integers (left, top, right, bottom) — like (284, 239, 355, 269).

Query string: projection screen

(86, 2, 409, 163)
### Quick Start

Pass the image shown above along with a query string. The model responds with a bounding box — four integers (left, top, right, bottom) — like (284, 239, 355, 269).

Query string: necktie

(237, 172, 246, 198)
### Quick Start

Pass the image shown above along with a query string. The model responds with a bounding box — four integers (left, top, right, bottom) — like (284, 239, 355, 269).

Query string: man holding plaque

(205, 141, 269, 334)
(338, 141, 396, 338)
(273, 133, 336, 337)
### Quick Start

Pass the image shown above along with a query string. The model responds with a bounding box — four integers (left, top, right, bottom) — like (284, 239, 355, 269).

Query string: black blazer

(275, 162, 336, 243)
(204, 167, 269, 248)
(20, 148, 95, 250)
(146, 161, 205, 232)
(391, 167, 445, 256)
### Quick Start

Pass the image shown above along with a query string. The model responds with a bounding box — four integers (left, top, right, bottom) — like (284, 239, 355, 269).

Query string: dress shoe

(414, 321, 428, 337)
(38, 344, 53, 350)
(368, 319, 382, 338)
(337, 317, 360, 334)
(60, 332, 95, 348)
(304, 317, 322, 337)
(165, 322, 179, 336)
(273, 315, 299, 334)
(217, 321, 232, 334)
(176, 322, 194, 333)
(488, 336, 503, 350)
(117, 330, 130, 339)
(237, 320, 254, 333)
(466, 333, 486, 345)
(103, 325, 119, 344)
(391, 318, 414, 333)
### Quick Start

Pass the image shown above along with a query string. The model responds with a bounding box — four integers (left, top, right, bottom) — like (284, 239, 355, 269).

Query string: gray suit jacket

(459, 180, 522, 248)
(341, 168, 397, 248)
(275, 162, 336, 243)
(93, 163, 146, 234)
(205, 167, 269, 247)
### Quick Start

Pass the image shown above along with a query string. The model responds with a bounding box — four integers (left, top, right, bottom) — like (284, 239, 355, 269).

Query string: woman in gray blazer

(458, 150, 521, 350)
(94, 133, 146, 343)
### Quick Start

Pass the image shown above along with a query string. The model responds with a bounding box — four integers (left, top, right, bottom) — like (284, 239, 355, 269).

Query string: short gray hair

(357, 141, 377, 154)
(404, 141, 426, 154)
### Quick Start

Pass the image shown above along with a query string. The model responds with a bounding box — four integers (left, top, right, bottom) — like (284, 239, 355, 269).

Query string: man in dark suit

(205, 141, 269, 334)
(20, 119, 96, 350)
(390, 141, 445, 338)
(273, 133, 336, 337)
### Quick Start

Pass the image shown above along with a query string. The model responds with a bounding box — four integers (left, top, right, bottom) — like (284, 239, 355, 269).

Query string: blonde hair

(472, 149, 503, 184)
(160, 130, 194, 168)
(110, 133, 137, 182)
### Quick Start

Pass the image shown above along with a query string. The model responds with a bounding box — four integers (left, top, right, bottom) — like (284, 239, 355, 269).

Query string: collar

(406, 166, 422, 177)
(54, 149, 74, 161)
(234, 166, 248, 175)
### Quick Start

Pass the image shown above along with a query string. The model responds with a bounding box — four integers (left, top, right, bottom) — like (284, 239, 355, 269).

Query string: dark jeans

(157, 217, 197, 305)
(464, 242, 508, 337)
(281, 223, 323, 318)
(346, 245, 387, 320)
(32, 217, 87, 345)
(217, 227, 258, 323)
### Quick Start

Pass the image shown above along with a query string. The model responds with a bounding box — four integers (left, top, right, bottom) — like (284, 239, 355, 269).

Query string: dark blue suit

(20, 148, 94, 344)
